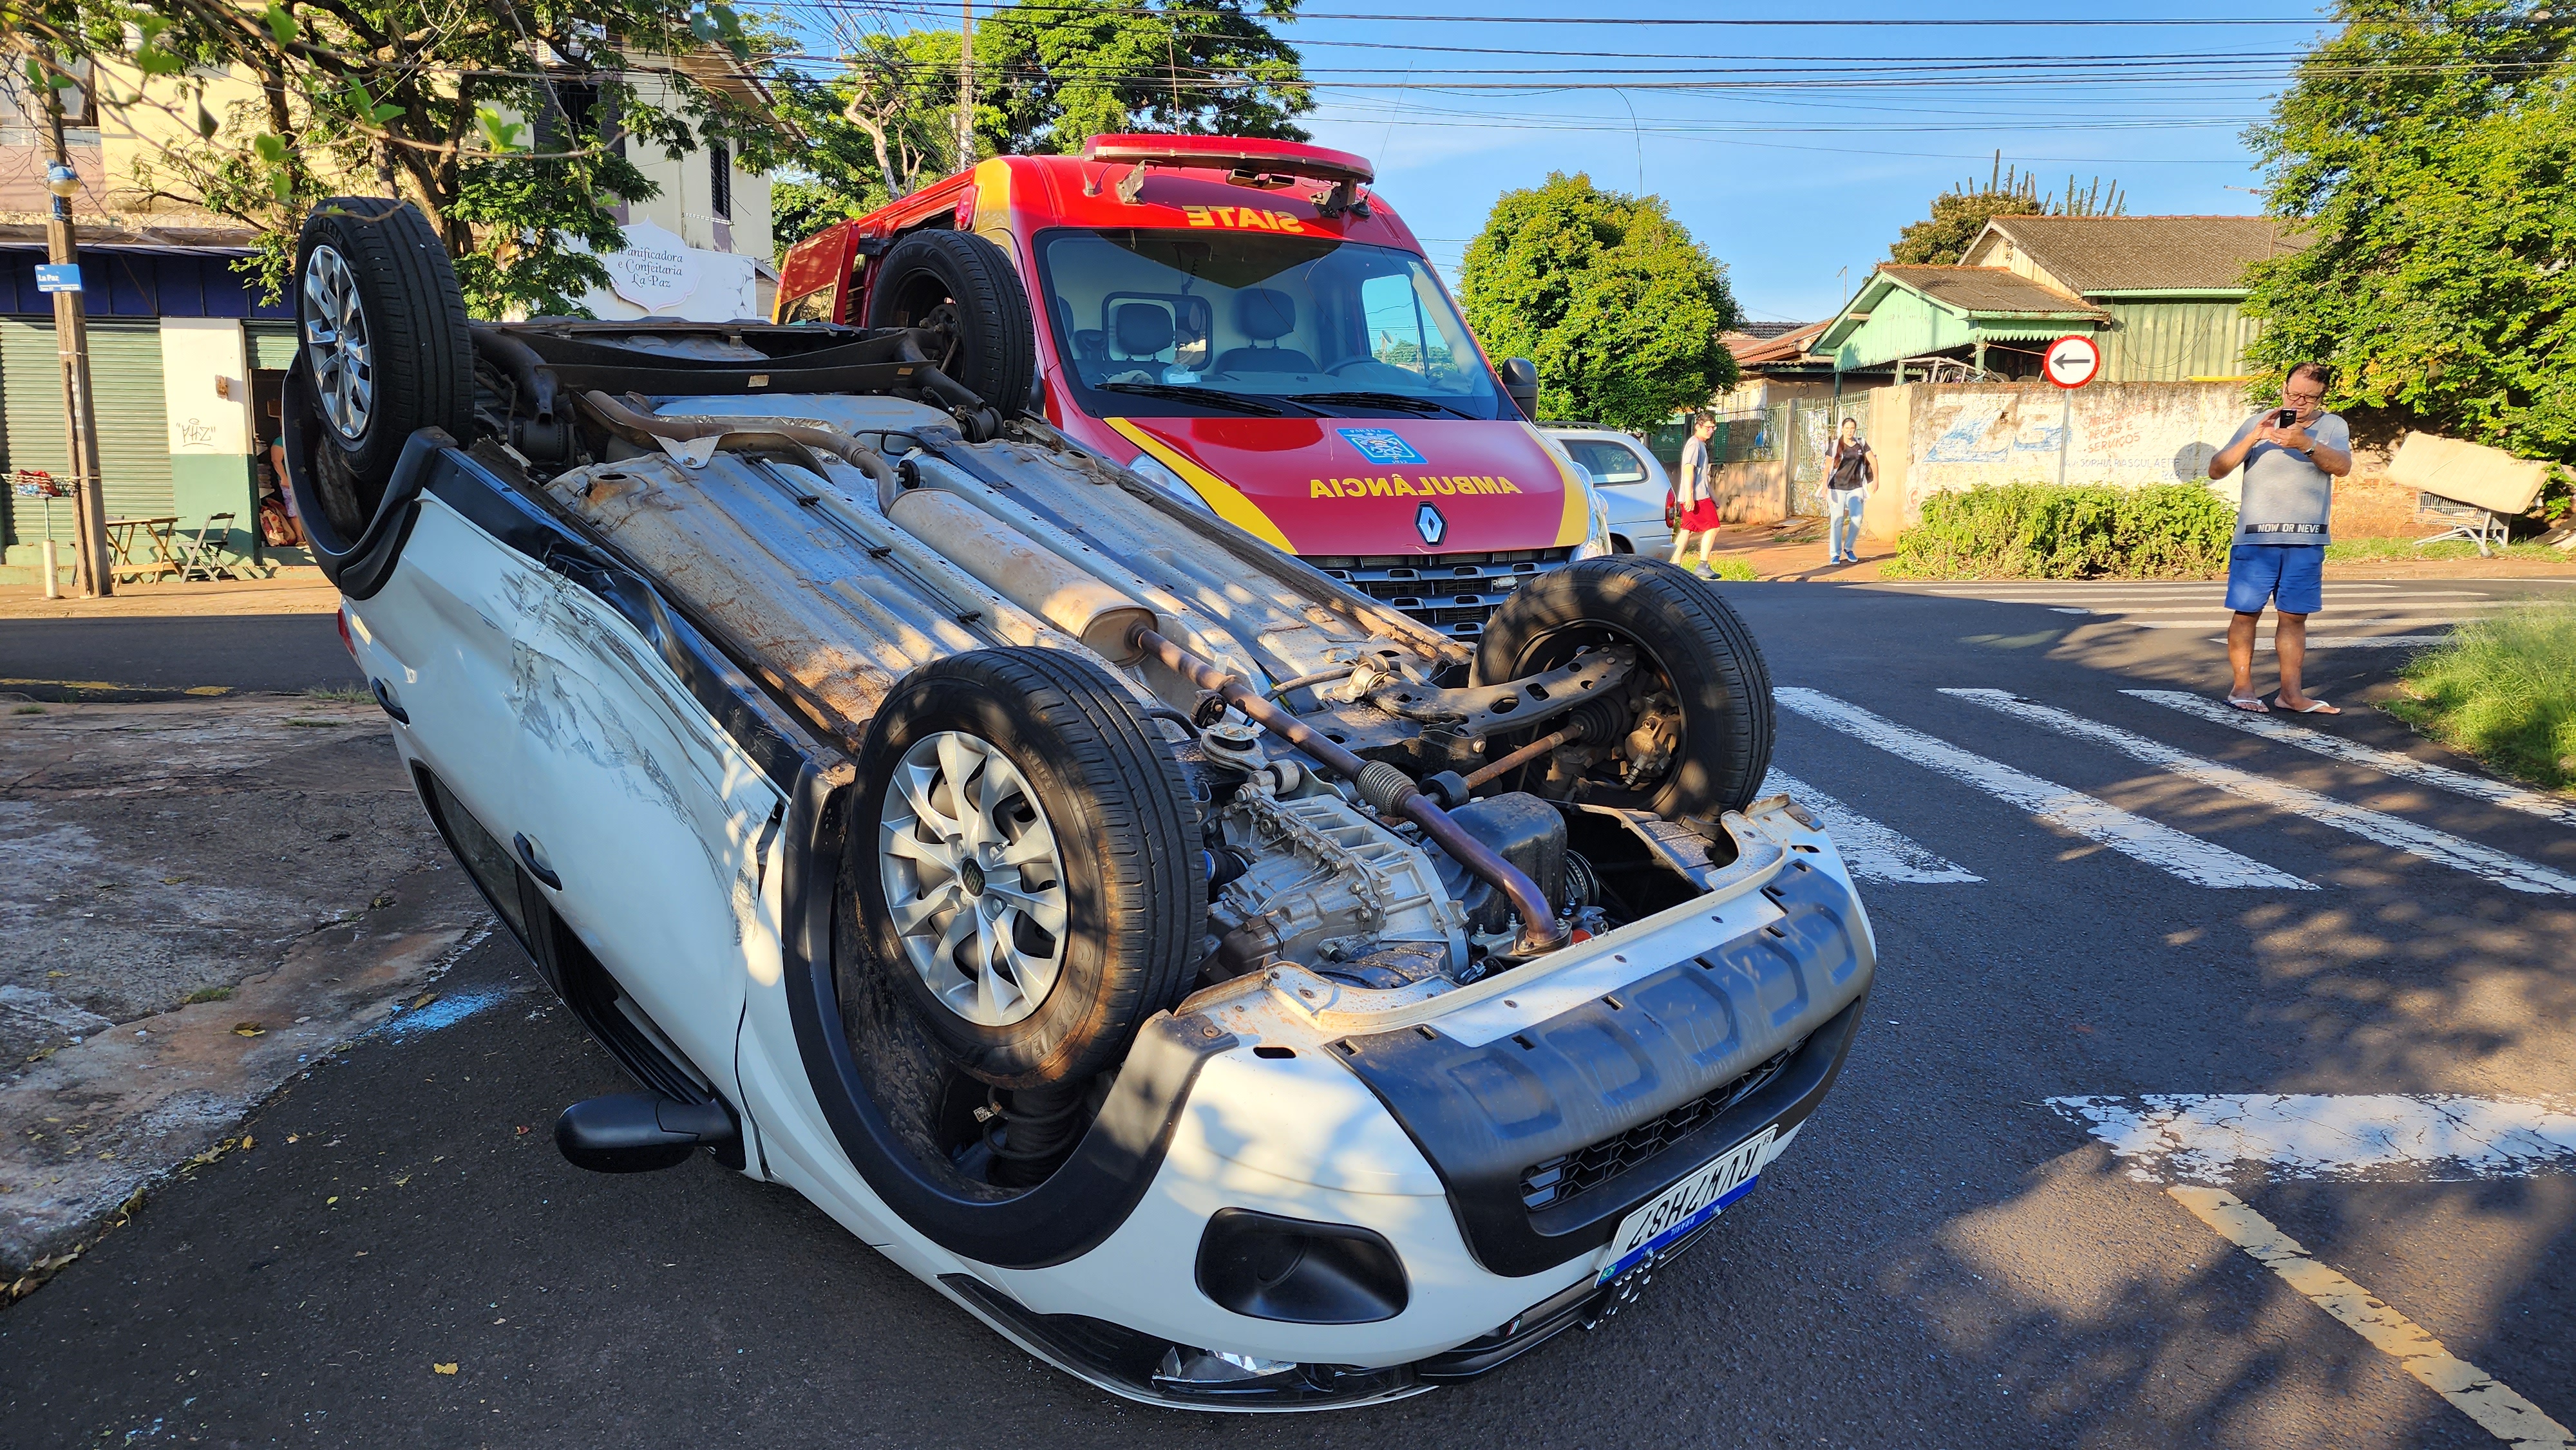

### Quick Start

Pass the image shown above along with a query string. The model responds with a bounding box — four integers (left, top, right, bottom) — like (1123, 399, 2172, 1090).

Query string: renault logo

(1415, 504, 1446, 546)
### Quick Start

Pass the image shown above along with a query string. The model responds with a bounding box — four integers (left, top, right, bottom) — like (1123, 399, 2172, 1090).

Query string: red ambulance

(775, 133, 1609, 640)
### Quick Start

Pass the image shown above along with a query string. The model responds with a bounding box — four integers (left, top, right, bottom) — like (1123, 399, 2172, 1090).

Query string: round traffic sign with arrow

(2044, 334, 2101, 389)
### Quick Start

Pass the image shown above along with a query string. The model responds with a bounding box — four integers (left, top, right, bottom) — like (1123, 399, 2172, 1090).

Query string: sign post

(2044, 334, 2102, 488)
(39, 68, 109, 597)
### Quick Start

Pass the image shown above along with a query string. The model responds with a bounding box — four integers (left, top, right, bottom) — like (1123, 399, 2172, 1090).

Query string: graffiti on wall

(1904, 382, 2249, 509)
(1920, 396, 2064, 466)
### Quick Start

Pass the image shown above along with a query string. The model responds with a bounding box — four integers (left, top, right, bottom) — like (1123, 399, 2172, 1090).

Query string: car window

(1564, 438, 1651, 485)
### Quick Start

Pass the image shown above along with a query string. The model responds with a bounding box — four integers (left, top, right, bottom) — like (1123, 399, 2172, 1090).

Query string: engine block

(1208, 790, 1466, 977)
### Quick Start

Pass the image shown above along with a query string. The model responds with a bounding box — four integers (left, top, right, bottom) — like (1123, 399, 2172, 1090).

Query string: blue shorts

(2225, 543, 2323, 616)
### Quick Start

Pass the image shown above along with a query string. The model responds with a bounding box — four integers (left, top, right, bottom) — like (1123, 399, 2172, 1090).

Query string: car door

(501, 559, 786, 1103)
(345, 485, 782, 1104)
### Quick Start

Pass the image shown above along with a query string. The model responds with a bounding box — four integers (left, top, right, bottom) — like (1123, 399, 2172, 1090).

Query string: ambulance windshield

(1033, 228, 1511, 420)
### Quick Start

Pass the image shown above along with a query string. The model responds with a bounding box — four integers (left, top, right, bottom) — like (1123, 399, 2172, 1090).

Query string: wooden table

(104, 516, 182, 581)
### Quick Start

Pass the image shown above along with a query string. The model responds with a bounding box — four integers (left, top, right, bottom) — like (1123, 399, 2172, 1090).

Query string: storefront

(0, 244, 301, 586)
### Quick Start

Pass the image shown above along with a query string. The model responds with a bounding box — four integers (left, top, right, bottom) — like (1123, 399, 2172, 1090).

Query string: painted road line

(2132, 616, 2480, 629)
(2082, 601, 2513, 616)
(2048, 1093, 2576, 1184)
(1759, 769, 1982, 883)
(2127, 690, 2576, 829)
(1947, 690, 2576, 894)
(1946, 593, 2495, 607)
(2166, 1187, 2575, 1449)
(1774, 688, 2309, 890)
(2221, 636, 2459, 650)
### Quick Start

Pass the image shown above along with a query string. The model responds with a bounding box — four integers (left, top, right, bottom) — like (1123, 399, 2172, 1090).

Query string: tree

(974, 0, 1311, 155)
(769, 28, 962, 256)
(1888, 154, 2127, 265)
(1459, 173, 1740, 431)
(766, 0, 1311, 256)
(10, 0, 791, 316)
(2242, 0, 2576, 466)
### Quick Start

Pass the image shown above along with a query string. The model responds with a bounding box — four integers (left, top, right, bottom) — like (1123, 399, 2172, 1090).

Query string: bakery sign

(601, 221, 703, 313)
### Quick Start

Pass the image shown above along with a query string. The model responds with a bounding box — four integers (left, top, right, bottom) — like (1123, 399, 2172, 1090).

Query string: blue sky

(1280, 2, 2333, 322)
(788, 3, 2338, 323)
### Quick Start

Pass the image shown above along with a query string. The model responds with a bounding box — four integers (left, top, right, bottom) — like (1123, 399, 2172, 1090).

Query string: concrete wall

(160, 319, 258, 561)
(1860, 379, 2255, 536)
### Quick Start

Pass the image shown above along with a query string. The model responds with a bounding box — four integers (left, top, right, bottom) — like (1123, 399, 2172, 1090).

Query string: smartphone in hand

(2274, 408, 2298, 428)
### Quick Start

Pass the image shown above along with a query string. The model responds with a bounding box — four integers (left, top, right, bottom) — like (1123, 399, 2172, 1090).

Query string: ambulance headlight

(1127, 451, 1201, 507)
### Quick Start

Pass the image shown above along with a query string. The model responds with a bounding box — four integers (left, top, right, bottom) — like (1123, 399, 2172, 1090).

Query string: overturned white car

(286, 199, 1875, 1409)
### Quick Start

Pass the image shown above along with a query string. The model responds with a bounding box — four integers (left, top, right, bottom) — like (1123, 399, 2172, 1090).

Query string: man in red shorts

(1669, 413, 1722, 578)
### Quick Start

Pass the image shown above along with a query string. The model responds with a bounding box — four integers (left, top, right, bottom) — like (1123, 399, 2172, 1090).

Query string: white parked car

(285, 198, 1875, 1410)
(1543, 424, 1675, 557)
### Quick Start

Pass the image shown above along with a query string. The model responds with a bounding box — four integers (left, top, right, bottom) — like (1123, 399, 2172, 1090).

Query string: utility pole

(955, 0, 974, 168)
(41, 60, 110, 598)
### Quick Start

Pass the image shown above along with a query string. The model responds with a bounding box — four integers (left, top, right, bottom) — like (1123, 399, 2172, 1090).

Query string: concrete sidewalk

(0, 697, 486, 1284)
(0, 572, 338, 621)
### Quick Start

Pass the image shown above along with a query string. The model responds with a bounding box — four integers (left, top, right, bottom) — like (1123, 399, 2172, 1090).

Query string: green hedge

(1880, 483, 2239, 580)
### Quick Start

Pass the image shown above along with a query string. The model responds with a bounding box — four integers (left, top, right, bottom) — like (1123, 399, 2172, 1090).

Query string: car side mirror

(1500, 358, 1539, 420)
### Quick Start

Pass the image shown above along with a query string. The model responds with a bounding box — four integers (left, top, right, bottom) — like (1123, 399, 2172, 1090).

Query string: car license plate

(1597, 1125, 1776, 1283)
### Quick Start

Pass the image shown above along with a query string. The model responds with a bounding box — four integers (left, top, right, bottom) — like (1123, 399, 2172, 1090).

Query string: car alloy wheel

(880, 730, 1070, 1027)
(301, 243, 374, 440)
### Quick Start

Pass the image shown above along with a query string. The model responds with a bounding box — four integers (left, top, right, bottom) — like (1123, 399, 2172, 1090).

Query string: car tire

(848, 648, 1204, 1088)
(1473, 556, 1776, 818)
(292, 198, 474, 539)
(863, 229, 1037, 417)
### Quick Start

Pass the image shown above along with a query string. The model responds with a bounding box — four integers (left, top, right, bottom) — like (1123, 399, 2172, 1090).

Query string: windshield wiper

(1097, 381, 1285, 417)
(1295, 390, 1477, 419)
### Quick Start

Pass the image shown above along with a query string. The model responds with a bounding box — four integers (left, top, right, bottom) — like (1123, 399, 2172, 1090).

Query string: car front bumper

(925, 805, 1876, 1409)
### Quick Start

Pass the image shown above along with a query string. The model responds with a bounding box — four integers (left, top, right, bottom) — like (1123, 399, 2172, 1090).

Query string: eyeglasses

(2282, 389, 2325, 404)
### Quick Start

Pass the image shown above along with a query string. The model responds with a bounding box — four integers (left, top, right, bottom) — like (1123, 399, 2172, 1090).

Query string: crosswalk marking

(1758, 769, 1981, 883)
(2050, 1093, 2576, 1185)
(1774, 688, 2310, 890)
(2128, 690, 2576, 829)
(1946, 690, 2576, 895)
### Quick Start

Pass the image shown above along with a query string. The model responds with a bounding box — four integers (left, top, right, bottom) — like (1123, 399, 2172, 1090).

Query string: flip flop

(2226, 695, 2269, 713)
(2274, 696, 2341, 715)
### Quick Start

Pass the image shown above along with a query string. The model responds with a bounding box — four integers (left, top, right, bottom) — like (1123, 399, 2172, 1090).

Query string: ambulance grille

(1307, 549, 1576, 638)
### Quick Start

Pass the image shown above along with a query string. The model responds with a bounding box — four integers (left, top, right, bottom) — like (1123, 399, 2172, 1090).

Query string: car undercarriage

(285, 198, 1874, 1408)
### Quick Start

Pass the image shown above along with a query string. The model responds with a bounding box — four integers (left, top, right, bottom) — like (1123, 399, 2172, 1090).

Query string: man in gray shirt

(2207, 361, 2353, 713)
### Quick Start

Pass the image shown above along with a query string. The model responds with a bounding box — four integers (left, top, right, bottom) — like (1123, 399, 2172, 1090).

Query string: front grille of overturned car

(1306, 549, 1575, 638)
(1517, 1039, 1806, 1213)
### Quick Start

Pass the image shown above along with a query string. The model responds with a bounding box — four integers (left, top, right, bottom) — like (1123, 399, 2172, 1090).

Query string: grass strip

(2324, 537, 2575, 564)
(2386, 601, 2576, 792)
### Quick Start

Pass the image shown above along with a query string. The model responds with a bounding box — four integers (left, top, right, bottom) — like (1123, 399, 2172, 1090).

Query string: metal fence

(1789, 395, 1870, 516)
(1647, 396, 1871, 516)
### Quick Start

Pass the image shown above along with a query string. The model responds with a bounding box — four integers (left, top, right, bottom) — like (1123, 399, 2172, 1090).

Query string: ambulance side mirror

(1500, 358, 1539, 420)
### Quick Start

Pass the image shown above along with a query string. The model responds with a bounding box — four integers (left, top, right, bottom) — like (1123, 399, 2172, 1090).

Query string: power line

(812, 2, 2347, 27)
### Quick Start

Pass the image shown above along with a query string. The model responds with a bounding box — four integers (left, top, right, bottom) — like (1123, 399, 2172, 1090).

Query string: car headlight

(1127, 451, 1205, 509)
(1574, 477, 1616, 560)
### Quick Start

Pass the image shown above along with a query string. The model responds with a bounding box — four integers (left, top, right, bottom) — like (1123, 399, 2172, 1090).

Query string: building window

(709, 140, 731, 220)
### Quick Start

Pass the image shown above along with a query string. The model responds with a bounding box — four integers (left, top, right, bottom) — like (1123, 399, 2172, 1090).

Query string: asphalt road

(0, 615, 361, 701)
(5, 576, 2571, 1448)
